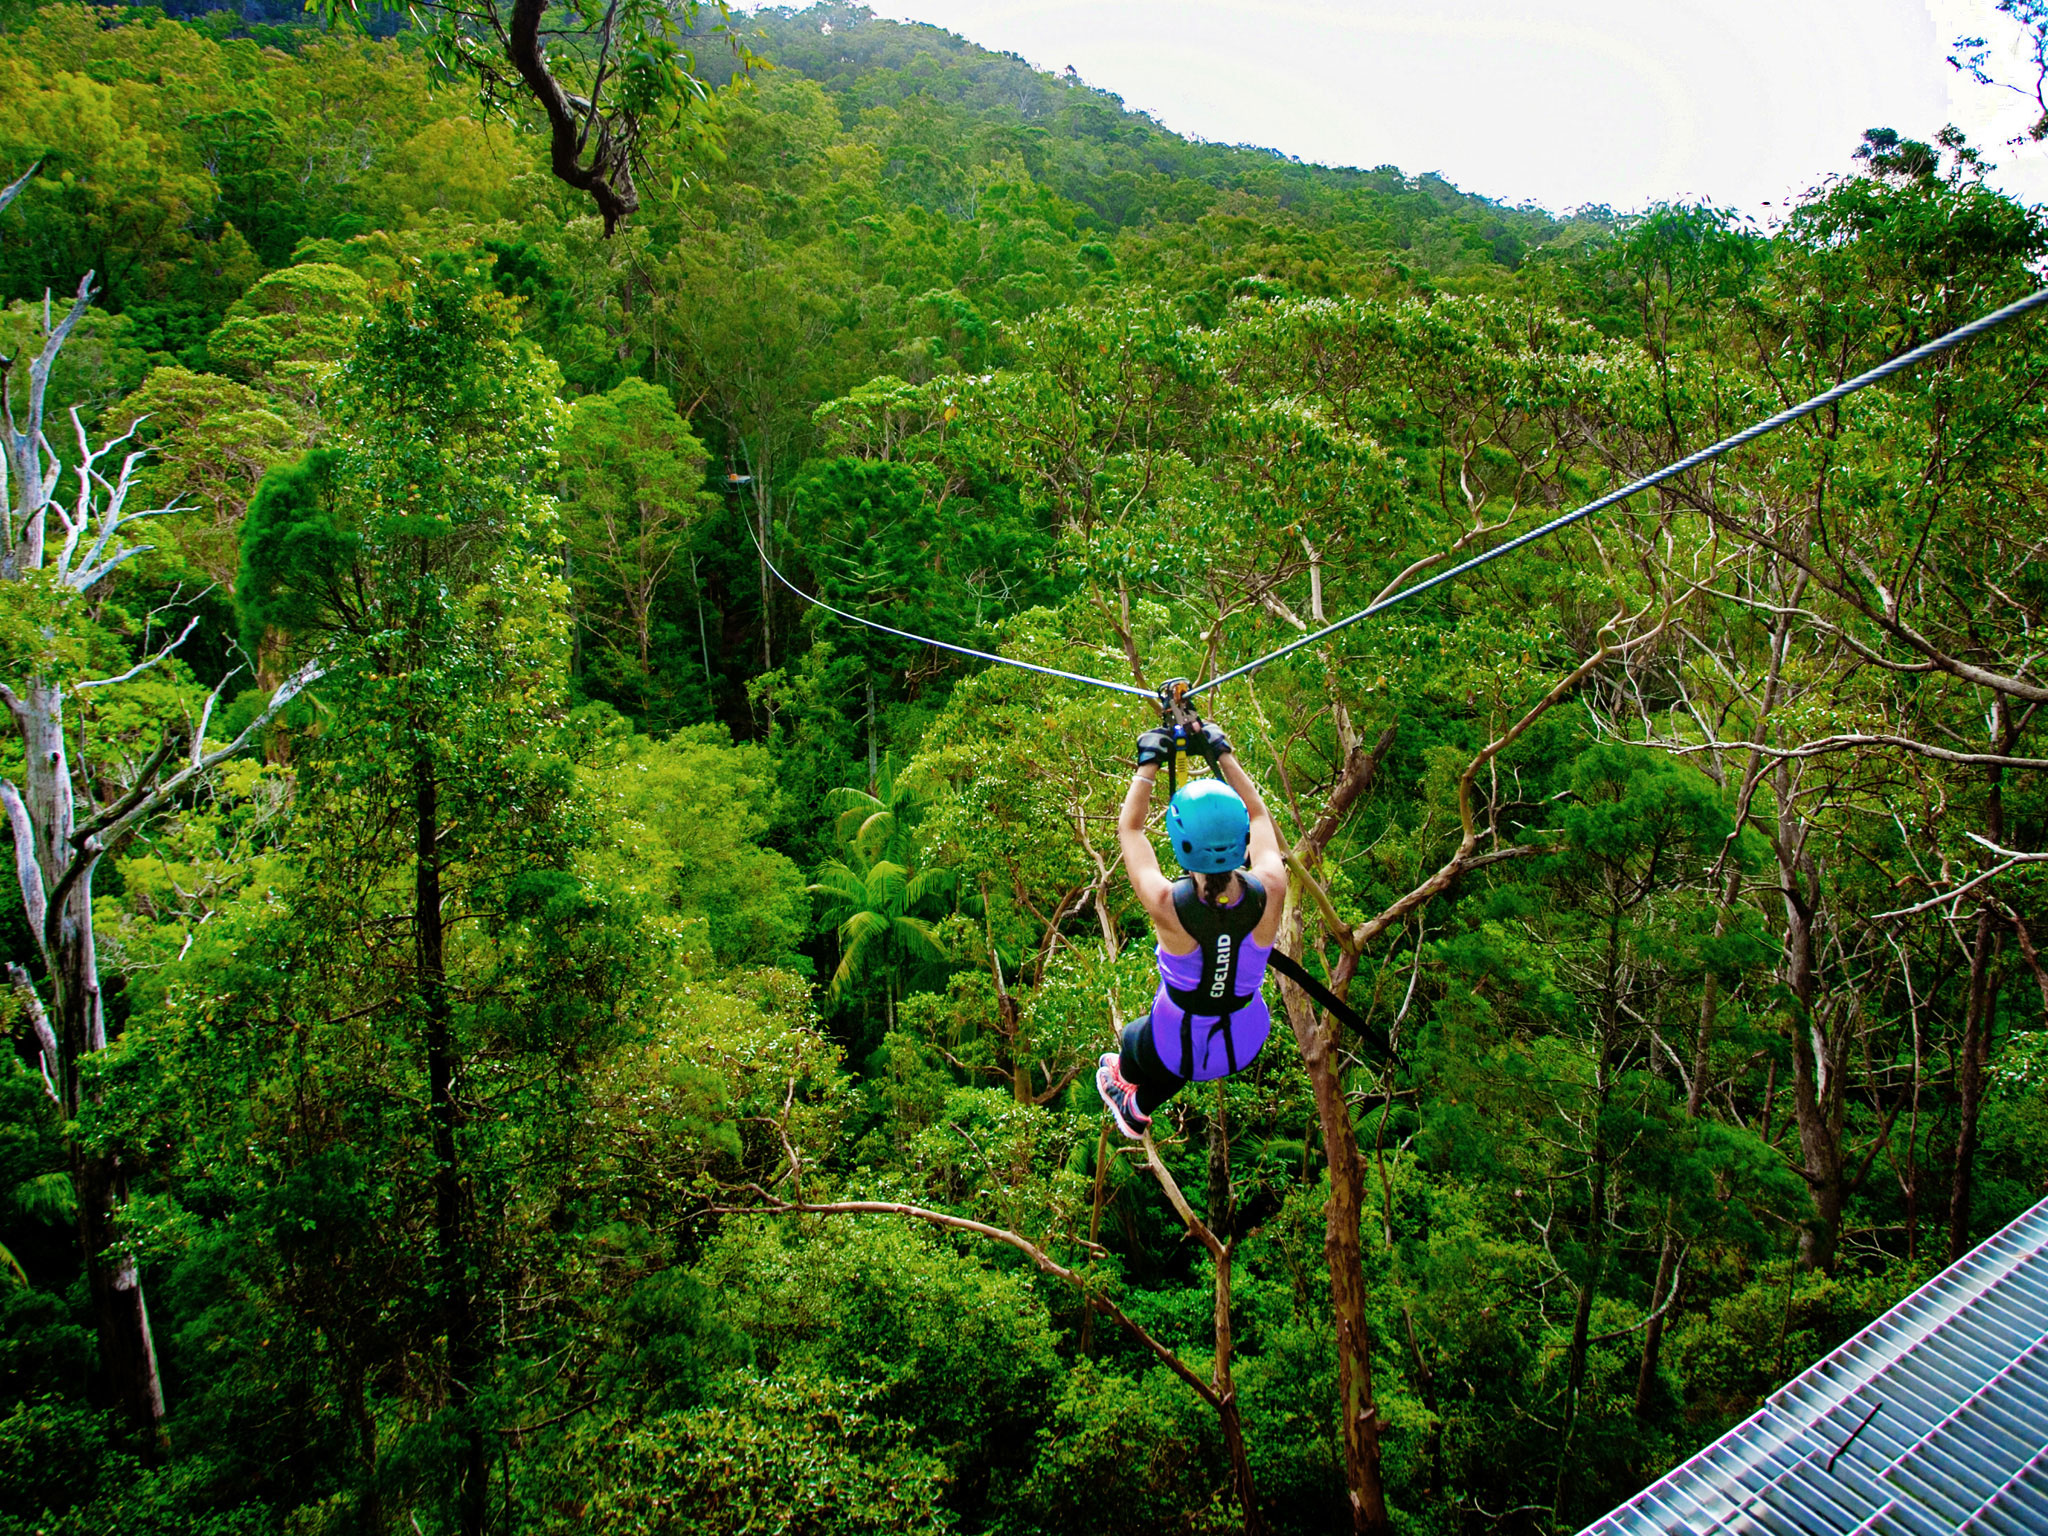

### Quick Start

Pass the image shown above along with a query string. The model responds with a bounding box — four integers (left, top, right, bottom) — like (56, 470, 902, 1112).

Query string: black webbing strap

(1267, 952, 1395, 1064)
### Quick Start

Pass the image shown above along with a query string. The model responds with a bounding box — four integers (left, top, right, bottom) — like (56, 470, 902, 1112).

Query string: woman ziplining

(745, 283, 2048, 1133)
(1095, 718, 1291, 1138)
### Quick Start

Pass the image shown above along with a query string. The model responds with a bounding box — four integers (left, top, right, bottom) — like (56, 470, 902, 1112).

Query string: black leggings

(1119, 1017, 1187, 1116)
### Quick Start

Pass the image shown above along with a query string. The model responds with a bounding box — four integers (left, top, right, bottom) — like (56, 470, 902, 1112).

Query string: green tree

(106, 366, 304, 591)
(236, 263, 584, 1534)
(810, 838, 951, 1032)
(558, 376, 713, 713)
(204, 261, 373, 413)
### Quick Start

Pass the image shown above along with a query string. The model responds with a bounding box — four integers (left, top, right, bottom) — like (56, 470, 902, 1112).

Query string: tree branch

(96, 659, 321, 850)
(72, 617, 200, 692)
(1666, 733, 2048, 771)
(711, 1195, 1222, 1409)
(5, 961, 58, 1104)
(1346, 618, 1662, 951)
(506, 0, 635, 232)
(1871, 836, 2048, 921)
(0, 162, 36, 218)
(0, 780, 48, 960)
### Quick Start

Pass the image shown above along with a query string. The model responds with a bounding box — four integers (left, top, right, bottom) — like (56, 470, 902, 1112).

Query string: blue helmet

(1165, 779, 1249, 873)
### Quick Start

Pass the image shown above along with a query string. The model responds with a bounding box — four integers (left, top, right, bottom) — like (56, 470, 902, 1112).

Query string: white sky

(839, 0, 2048, 217)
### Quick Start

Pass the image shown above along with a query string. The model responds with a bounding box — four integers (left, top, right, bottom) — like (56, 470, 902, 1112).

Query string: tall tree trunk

(1206, 1084, 1233, 1245)
(1270, 731, 1397, 1536)
(1210, 1247, 1267, 1536)
(1948, 709, 2011, 1265)
(1636, 869, 1736, 1414)
(417, 754, 484, 1536)
(1560, 927, 1619, 1504)
(1779, 867, 1844, 1272)
(1947, 907, 2000, 1265)
(691, 552, 714, 688)
(1277, 921, 1389, 1536)
(10, 677, 169, 1450)
(73, 1154, 166, 1450)
(1554, 1156, 1608, 1514)
(755, 481, 772, 673)
(1079, 1124, 1111, 1356)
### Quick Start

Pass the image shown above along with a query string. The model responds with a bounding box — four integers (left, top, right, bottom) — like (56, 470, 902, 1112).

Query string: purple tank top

(1154, 932, 1276, 1004)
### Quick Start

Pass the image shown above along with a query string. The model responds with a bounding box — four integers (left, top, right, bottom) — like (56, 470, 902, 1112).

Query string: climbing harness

(1156, 874, 1394, 1068)
(748, 284, 2048, 705)
(1164, 871, 1268, 1078)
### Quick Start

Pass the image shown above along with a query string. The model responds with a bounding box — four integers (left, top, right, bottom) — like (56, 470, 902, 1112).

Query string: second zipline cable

(747, 517, 1154, 698)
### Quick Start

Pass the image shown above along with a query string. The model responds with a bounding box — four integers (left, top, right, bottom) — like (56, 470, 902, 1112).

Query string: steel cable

(1188, 284, 2048, 698)
(746, 517, 1154, 697)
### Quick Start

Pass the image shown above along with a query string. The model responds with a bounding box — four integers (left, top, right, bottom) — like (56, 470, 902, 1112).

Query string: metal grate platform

(1579, 1194, 2048, 1535)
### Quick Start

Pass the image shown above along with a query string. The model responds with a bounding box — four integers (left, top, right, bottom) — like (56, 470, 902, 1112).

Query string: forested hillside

(0, 4, 2042, 1534)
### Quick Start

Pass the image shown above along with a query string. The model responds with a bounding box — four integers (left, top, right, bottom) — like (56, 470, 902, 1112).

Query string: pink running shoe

(1096, 1052, 1151, 1140)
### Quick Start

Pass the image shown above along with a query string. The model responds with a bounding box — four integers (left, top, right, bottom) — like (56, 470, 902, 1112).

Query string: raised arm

(1215, 750, 1283, 876)
(1193, 722, 1289, 939)
(1118, 761, 1176, 920)
(1120, 724, 1182, 926)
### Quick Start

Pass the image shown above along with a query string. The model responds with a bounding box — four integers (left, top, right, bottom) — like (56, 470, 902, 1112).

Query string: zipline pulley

(1155, 677, 1199, 799)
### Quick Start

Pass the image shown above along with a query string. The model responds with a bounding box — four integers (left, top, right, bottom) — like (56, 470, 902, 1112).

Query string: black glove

(1188, 720, 1233, 766)
(1135, 726, 1179, 766)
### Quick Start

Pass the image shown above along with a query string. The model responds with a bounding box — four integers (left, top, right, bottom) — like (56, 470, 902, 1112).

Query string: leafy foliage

(0, 7, 2042, 1536)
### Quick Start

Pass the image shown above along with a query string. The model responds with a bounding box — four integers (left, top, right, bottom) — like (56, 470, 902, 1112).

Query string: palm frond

(904, 865, 956, 910)
(823, 784, 882, 817)
(889, 914, 947, 965)
(865, 862, 909, 915)
(830, 908, 896, 994)
(839, 909, 892, 946)
(851, 808, 897, 863)
(809, 861, 868, 902)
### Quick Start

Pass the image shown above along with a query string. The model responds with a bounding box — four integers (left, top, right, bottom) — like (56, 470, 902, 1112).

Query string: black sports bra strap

(1170, 873, 1266, 941)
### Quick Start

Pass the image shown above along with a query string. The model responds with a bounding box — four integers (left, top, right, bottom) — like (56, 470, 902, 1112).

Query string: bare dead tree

(1, 274, 319, 1447)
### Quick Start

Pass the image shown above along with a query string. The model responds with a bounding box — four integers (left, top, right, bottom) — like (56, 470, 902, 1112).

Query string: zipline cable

(746, 518, 1155, 697)
(1187, 283, 2048, 699)
(744, 284, 2048, 710)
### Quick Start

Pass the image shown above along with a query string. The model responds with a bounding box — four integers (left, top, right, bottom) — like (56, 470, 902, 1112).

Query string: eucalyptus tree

(0, 194, 317, 1441)
(1589, 160, 2048, 1270)
(558, 375, 712, 703)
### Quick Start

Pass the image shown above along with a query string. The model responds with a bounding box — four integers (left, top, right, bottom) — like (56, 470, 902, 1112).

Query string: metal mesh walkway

(1579, 1195, 2048, 1535)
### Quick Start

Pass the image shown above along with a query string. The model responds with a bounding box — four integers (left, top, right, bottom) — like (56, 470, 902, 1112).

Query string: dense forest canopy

(0, 3, 2042, 1535)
